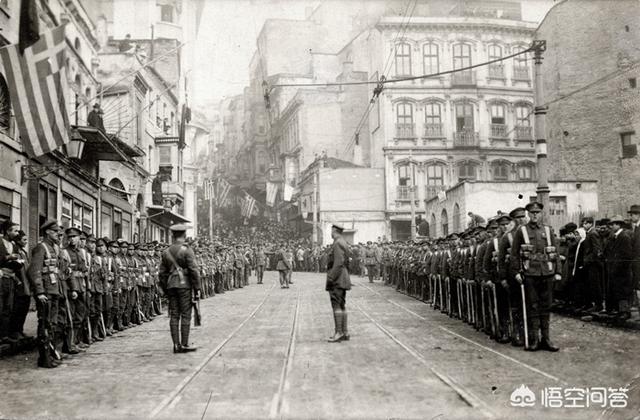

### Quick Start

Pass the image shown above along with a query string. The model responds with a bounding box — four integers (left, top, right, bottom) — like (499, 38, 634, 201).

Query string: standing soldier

(158, 224, 201, 353)
(28, 220, 63, 368)
(255, 244, 266, 284)
(275, 243, 290, 288)
(86, 235, 104, 342)
(234, 244, 244, 289)
(364, 242, 377, 283)
(510, 202, 561, 351)
(483, 213, 512, 343)
(500, 207, 526, 346)
(59, 227, 86, 353)
(326, 224, 352, 342)
(113, 240, 128, 331)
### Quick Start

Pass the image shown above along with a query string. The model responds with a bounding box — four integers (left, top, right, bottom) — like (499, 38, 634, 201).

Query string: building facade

(537, 0, 640, 216)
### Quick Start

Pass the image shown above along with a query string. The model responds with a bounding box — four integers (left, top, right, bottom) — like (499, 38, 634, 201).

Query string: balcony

(395, 123, 416, 139)
(488, 64, 505, 79)
(423, 123, 445, 139)
(425, 185, 445, 201)
(490, 124, 508, 139)
(513, 66, 531, 82)
(453, 130, 480, 147)
(515, 125, 533, 141)
(451, 70, 476, 87)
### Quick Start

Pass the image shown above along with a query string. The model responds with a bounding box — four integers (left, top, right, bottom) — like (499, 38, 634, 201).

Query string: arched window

(455, 103, 474, 132)
(397, 162, 415, 186)
(517, 161, 535, 180)
(74, 74, 82, 88)
(108, 178, 127, 200)
(394, 42, 412, 76)
(452, 43, 472, 69)
(489, 103, 507, 139)
(0, 75, 12, 136)
(430, 213, 436, 238)
(423, 43, 438, 74)
(441, 209, 449, 237)
(458, 161, 478, 181)
(492, 161, 510, 180)
(424, 102, 442, 138)
(453, 203, 461, 232)
(396, 102, 414, 138)
(513, 46, 530, 81)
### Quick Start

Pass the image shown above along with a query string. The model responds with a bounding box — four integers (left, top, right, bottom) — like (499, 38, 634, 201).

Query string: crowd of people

(359, 203, 640, 351)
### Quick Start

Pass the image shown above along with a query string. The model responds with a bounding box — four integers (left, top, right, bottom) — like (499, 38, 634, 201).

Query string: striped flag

(266, 182, 278, 207)
(0, 25, 70, 158)
(204, 179, 215, 200)
(217, 178, 231, 207)
(241, 191, 258, 218)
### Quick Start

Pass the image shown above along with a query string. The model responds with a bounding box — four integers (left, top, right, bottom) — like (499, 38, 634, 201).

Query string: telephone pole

(533, 40, 550, 220)
(312, 168, 318, 246)
(410, 185, 416, 241)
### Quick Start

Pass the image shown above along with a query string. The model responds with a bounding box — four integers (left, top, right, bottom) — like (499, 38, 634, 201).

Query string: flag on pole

(217, 178, 231, 207)
(204, 179, 215, 200)
(283, 183, 294, 202)
(266, 182, 278, 207)
(0, 25, 70, 158)
(241, 191, 257, 218)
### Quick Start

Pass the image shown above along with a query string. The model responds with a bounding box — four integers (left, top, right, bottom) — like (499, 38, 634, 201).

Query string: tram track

(149, 280, 278, 418)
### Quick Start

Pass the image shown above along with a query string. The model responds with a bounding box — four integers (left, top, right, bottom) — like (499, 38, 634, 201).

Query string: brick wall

(537, 0, 640, 216)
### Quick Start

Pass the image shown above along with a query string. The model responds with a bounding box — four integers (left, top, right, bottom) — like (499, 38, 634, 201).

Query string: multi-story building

(537, 0, 640, 216)
(343, 2, 539, 239)
(220, 95, 245, 180)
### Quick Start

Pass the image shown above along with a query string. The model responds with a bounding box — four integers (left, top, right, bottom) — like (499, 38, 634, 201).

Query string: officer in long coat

(510, 202, 561, 352)
(158, 224, 201, 353)
(326, 224, 352, 342)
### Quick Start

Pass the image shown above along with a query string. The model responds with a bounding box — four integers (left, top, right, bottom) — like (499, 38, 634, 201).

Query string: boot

(341, 311, 350, 341)
(170, 321, 182, 353)
(539, 317, 559, 352)
(180, 323, 197, 352)
(328, 311, 344, 342)
(37, 343, 57, 368)
(525, 319, 540, 351)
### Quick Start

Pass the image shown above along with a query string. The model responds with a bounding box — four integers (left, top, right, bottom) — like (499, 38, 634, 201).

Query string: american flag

(204, 179, 216, 200)
(266, 181, 278, 207)
(0, 26, 70, 158)
(241, 191, 258, 218)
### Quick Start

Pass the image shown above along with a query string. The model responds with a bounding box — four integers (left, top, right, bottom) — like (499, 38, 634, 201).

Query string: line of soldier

(382, 202, 566, 352)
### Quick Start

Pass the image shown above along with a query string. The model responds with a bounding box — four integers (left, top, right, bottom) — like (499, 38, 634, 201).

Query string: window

(136, 96, 143, 145)
(455, 103, 474, 131)
(513, 45, 528, 67)
(515, 105, 531, 126)
(398, 164, 415, 186)
(394, 43, 412, 76)
(452, 43, 472, 69)
(458, 163, 476, 181)
(160, 4, 174, 23)
(83, 206, 93, 233)
(101, 204, 112, 238)
(453, 203, 461, 232)
(423, 43, 438, 75)
(122, 212, 131, 241)
(158, 146, 171, 165)
(426, 164, 444, 186)
(549, 196, 567, 216)
(396, 102, 414, 137)
(62, 194, 72, 228)
(441, 209, 449, 237)
(488, 45, 502, 61)
(113, 210, 122, 239)
(72, 202, 82, 228)
(490, 104, 505, 124)
(492, 161, 509, 180)
(38, 183, 57, 231)
(622, 132, 637, 158)
(518, 164, 533, 180)
(425, 103, 441, 125)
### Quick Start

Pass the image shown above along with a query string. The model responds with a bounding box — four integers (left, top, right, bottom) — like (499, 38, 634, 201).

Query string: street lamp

(65, 131, 86, 160)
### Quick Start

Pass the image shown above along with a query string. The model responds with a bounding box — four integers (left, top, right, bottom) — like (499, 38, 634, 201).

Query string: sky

(191, 0, 556, 110)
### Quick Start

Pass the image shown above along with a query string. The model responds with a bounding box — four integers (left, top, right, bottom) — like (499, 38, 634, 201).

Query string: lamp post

(533, 40, 550, 220)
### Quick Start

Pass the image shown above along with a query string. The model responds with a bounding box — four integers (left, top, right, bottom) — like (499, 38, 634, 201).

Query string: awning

(73, 126, 130, 162)
(146, 205, 191, 228)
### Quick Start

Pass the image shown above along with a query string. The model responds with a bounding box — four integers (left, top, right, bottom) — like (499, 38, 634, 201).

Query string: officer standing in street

(159, 224, 201, 353)
(326, 224, 352, 343)
(510, 202, 561, 351)
(255, 244, 266, 284)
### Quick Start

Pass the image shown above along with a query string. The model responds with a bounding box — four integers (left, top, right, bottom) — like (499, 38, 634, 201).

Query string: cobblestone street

(1, 271, 639, 419)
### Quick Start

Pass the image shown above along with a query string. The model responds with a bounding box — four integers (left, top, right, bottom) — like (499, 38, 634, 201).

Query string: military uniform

(326, 224, 352, 342)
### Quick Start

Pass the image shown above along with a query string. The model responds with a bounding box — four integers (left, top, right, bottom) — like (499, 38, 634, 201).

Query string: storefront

(101, 190, 134, 242)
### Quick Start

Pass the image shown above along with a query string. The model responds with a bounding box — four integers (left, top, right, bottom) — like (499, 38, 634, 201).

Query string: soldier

(364, 242, 377, 283)
(59, 227, 86, 353)
(112, 240, 128, 331)
(233, 244, 244, 289)
(86, 234, 105, 342)
(28, 220, 63, 368)
(500, 207, 526, 346)
(483, 213, 512, 343)
(243, 245, 252, 286)
(275, 243, 290, 288)
(255, 244, 266, 284)
(137, 243, 152, 321)
(627, 205, 640, 313)
(158, 224, 201, 353)
(326, 224, 351, 342)
(510, 202, 561, 351)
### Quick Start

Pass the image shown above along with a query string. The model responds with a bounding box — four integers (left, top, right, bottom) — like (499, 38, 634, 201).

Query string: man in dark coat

(326, 224, 352, 342)
(159, 224, 201, 353)
(604, 215, 634, 321)
(628, 205, 640, 307)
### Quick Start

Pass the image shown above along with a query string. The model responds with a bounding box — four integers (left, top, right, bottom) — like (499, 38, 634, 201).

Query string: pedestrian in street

(275, 244, 290, 288)
(8, 230, 31, 341)
(326, 224, 352, 342)
(158, 224, 201, 353)
(255, 244, 266, 284)
(0, 220, 20, 344)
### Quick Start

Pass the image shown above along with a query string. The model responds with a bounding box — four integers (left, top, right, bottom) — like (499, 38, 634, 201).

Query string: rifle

(192, 290, 201, 327)
(136, 286, 144, 322)
(521, 284, 529, 349)
(491, 283, 500, 337)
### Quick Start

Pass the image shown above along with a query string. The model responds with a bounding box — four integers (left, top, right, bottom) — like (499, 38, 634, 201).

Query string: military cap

(170, 224, 188, 233)
(108, 240, 120, 248)
(96, 237, 106, 246)
(496, 214, 512, 224)
(609, 215, 626, 224)
(628, 204, 640, 214)
(133, 242, 141, 249)
(86, 234, 96, 242)
(119, 240, 129, 247)
(127, 242, 135, 249)
(525, 202, 544, 212)
(65, 227, 82, 237)
(40, 219, 60, 233)
(80, 231, 87, 240)
(559, 227, 567, 236)
(581, 216, 594, 224)
(596, 218, 610, 227)
(331, 223, 345, 233)
(509, 207, 526, 219)
(564, 222, 578, 234)
(487, 217, 499, 227)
